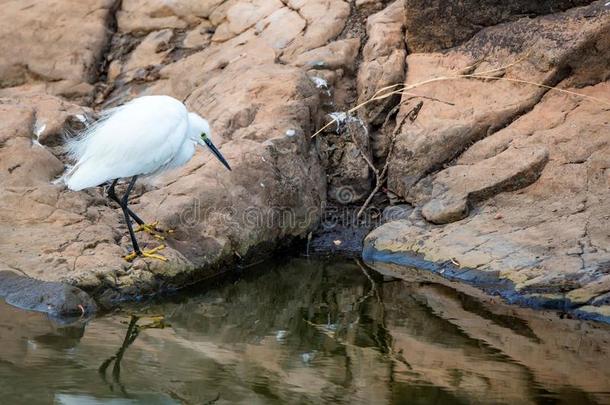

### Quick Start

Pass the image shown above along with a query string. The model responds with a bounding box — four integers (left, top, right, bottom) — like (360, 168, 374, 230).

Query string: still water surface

(1, 258, 610, 404)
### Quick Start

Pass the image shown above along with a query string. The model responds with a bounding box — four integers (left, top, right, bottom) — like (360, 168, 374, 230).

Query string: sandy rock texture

(365, 1, 610, 320)
(0, 0, 117, 102)
(0, 0, 609, 319)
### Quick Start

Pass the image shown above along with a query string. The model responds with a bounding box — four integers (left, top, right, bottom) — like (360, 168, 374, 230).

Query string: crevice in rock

(95, 0, 123, 84)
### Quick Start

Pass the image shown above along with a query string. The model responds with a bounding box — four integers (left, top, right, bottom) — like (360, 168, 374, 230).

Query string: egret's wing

(65, 96, 189, 190)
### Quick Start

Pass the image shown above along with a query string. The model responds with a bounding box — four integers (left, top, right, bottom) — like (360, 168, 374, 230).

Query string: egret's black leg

(108, 179, 145, 225)
(121, 176, 141, 255)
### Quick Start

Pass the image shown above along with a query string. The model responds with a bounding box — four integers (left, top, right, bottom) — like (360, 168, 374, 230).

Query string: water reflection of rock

(0, 301, 86, 403)
(129, 259, 610, 404)
(1, 259, 609, 404)
(377, 263, 610, 404)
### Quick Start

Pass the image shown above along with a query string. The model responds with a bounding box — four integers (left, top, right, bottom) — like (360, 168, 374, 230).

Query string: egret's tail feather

(63, 106, 122, 162)
(60, 106, 125, 190)
(64, 161, 111, 191)
(53, 164, 76, 186)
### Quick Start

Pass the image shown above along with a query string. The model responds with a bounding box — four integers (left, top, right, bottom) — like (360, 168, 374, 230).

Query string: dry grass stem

(311, 55, 610, 139)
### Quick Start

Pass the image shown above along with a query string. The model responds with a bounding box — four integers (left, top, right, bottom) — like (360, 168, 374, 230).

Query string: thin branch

(355, 101, 423, 218)
(401, 91, 455, 106)
(355, 259, 380, 304)
(347, 119, 378, 178)
(311, 55, 610, 138)
(461, 74, 610, 104)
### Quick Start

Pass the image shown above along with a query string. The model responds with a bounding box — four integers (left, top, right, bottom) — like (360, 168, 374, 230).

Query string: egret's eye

(200, 132, 208, 140)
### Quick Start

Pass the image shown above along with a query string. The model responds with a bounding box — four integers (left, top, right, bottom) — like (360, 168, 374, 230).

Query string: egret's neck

(187, 112, 210, 140)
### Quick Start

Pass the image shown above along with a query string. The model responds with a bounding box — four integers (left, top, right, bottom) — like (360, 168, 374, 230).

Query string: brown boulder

(420, 146, 549, 224)
(365, 2, 610, 314)
(389, 2, 610, 200)
(0, 0, 344, 301)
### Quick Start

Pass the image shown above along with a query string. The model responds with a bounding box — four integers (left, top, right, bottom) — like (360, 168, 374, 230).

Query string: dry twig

(311, 55, 610, 139)
(353, 101, 423, 218)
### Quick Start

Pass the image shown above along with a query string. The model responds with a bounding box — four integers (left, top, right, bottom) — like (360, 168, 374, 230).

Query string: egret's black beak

(204, 138, 231, 171)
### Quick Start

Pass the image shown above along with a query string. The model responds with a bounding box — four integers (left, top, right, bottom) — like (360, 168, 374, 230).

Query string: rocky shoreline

(0, 0, 608, 322)
(363, 246, 610, 324)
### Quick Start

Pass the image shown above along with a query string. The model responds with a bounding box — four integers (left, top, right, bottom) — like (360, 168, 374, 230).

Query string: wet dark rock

(318, 116, 374, 205)
(0, 271, 97, 318)
(309, 223, 372, 257)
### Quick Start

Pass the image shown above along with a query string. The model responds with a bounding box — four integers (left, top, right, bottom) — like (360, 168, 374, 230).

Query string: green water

(1, 258, 610, 404)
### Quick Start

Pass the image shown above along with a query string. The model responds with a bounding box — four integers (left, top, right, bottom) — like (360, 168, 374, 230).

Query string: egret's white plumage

(64, 95, 217, 191)
(62, 95, 230, 260)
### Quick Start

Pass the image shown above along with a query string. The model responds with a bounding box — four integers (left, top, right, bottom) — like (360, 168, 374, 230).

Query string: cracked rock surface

(0, 0, 609, 319)
(365, 1, 610, 320)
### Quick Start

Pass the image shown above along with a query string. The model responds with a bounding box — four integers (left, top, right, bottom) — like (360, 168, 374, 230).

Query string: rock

(420, 197, 470, 225)
(364, 1, 610, 316)
(0, 0, 342, 300)
(0, 271, 96, 318)
(389, 2, 610, 199)
(420, 146, 549, 224)
(117, 0, 193, 34)
(365, 80, 610, 312)
(280, 0, 351, 61)
(291, 39, 361, 71)
(182, 21, 214, 49)
(212, 0, 284, 41)
(117, 29, 174, 82)
(0, 0, 116, 90)
(382, 204, 413, 222)
(356, 0, 406, 125)
(0, 94, 90, 146)
(0, 69, 326, 298)
(317, 113, 373, 204)
(136, 62, 327, 268)
(0, 102, 35, 144)
(404, 0, 595, 52)
(355, 0, 382, 12)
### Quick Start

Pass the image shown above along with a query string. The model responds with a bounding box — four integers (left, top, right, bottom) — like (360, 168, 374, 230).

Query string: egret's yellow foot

(123, 244, 167, 262)
(135, 222, 165, 240)
(135, 221, 174, 240)
(135, 221, 162, 234)
(141, 315, 168, 329)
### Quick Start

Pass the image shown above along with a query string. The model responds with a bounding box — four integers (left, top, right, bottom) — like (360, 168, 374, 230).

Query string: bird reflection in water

(98, 314, 168, 394)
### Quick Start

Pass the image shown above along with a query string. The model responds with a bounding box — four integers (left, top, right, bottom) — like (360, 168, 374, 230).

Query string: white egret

(63, 95, 231, 261)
